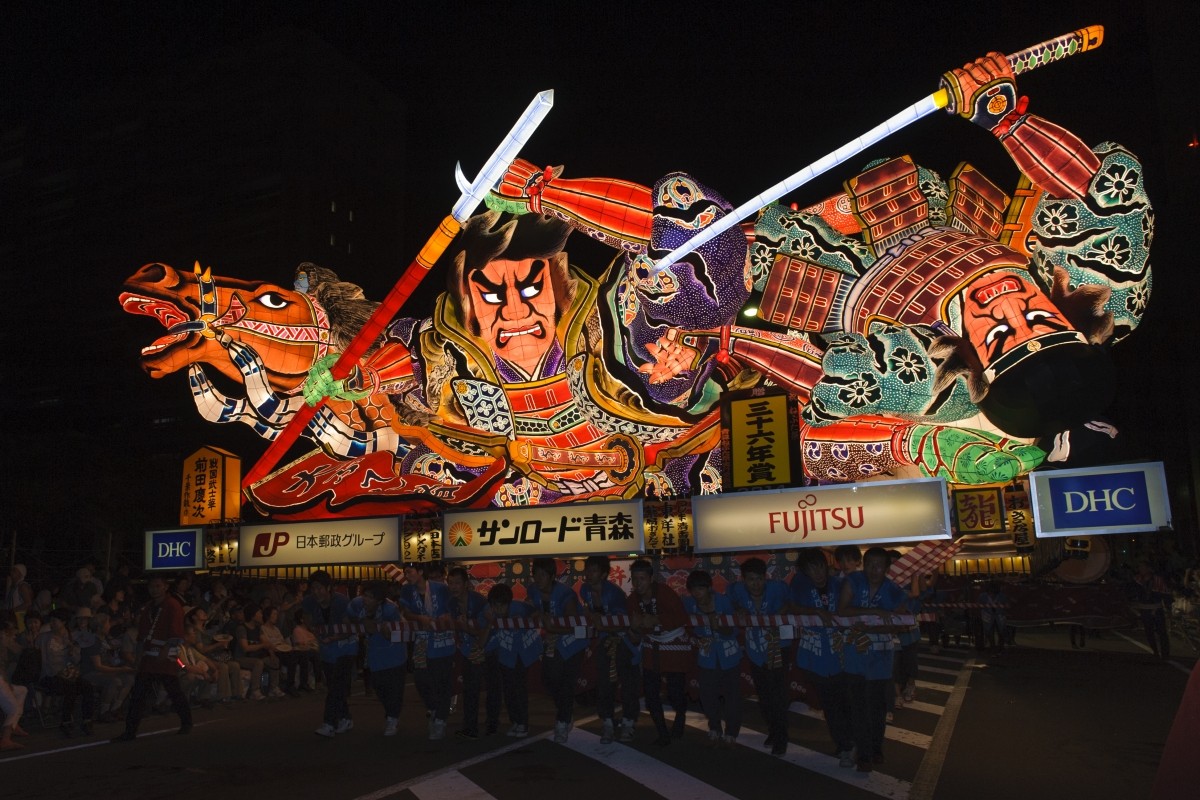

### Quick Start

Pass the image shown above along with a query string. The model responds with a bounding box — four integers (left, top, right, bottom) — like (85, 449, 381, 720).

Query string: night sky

(3, 1, 1196, 571)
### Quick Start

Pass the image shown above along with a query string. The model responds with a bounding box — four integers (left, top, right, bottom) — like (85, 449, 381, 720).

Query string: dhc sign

(145, 527, 204, 571)
(1029, 462, 1172, 538)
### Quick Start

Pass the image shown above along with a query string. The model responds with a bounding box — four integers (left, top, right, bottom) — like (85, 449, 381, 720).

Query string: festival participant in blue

(790, 548, 854, 767)
(728, 557, 793, 755)
(398, 564, 455, 740)
(303, 570, 358, 738)
(579, 555, 641, 744)
(346, 583, 406, 737)
(683, 570, 742, 747)
(486, 583, 542, 739)
(446, 566, 500, 739)
(839, 547, 910, 773)
(527, 558, 588, 744)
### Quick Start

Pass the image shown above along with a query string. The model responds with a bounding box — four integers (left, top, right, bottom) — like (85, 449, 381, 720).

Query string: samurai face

(468, 257, 557, 376)
(962, 273, 1072, 368)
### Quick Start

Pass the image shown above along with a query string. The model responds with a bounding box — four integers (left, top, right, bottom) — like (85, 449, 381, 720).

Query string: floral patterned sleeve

(1029, 143, 1152, 344)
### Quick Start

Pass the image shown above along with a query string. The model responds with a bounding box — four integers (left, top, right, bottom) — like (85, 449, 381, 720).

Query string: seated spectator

(234, 603, 282, 699)
(288, 609, 319, 692)
(70, 607, 94, 646)
(101, 588, 131, 623)
(1, 619, 29, 750)
(3, 565, 33, 628)
(38, 608, 96, 736)
(261, 606, 300, 697)
(31, 589, 55, 618)
(178, 625, 217, 706)
(186, 608, 240, 703)
(80, 611, 135, 723)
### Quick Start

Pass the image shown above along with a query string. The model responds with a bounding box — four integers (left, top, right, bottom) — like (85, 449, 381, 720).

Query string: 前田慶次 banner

(1029, 461, 1172, 538)
(238, 516, 400, 567)
(691, 477, 951, 552)
(443, 500, 643, 560)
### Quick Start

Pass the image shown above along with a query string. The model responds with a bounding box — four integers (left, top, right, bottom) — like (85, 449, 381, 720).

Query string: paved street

(3, 633, 1192, 800)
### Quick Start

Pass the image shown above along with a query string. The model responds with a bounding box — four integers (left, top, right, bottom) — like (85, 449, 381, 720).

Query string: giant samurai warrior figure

(120, 53, 1151, 519)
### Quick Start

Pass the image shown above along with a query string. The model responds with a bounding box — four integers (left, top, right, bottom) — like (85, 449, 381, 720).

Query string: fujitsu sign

(766, 494, 865, 538)
(693, 477, 951, 553)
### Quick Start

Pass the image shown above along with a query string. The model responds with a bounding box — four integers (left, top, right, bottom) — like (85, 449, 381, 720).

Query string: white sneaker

(429, 718, 446, 740)
(315, 723, 336, 738)
(506, 723, 528, 738)
(335, 718, 354, 734)
(553, 720, 569, 743)
(248, 691, 265, 701)
(269, 687, 286, 698)
(722, 734, 737, 748)
(839, 749, 856, 768)
(384, 717, 398, 737)
(617, 719, 635, 742)
(600, 719, 615, 744)
(707, 729, 722, 744)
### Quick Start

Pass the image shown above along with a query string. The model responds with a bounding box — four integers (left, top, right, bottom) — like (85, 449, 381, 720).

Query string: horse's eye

(258, 293, 289, 309)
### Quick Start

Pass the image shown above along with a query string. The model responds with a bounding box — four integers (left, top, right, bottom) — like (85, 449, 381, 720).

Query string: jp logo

(252, 531, 290, 558)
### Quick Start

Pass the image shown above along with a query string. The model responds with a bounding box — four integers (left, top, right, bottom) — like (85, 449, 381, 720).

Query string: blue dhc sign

(146, 529, 202, 570)
(1047, 470, 1152, 529)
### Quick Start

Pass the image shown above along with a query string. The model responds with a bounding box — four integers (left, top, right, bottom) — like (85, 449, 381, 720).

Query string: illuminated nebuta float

(120, 53, 1151, 519)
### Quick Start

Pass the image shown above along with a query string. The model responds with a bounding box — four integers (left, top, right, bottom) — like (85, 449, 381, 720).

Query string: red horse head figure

(120, 261, 375, 395)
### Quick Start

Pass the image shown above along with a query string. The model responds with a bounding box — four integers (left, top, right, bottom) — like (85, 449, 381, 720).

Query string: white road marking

(792, 706, 932, 749)
(562, 726, 740, 799)
(907, 657, 975, 800)
(0, 720, 222, 764)
(684, 716, 912, 798)
(917, 665, 960, 676)
(409, 770, 497, 800)
(1113, 630, 1192, 675)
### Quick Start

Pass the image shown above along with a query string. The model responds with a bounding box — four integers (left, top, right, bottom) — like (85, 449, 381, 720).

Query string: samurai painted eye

(985, 324, 1010, 347)
(519, 283, 542, 299)
(481, 292, 502, 305)
(1025, 310, 1054, 324)
(258, 292, 289, 309)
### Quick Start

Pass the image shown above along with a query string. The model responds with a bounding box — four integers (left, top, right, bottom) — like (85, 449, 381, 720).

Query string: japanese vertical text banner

(238, 516, 400, 567)
(180, 446, 241, 526)
(443, 500, 643, 560)
(692, 477, 951, 553)
(721, 390, 799, 490)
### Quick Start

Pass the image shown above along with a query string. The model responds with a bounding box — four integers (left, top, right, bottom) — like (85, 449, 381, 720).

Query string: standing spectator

(894, 574, 925, 709)
(304, 570, 357, 737)
(111, 575, 191, 742)
(683, 570, 742, 747)
(486, 583, 540, 739)
(579, 555, 641, 744)
(347, 583, 407, 736)
(629, 559, 689, 746)
(728, 557, 793, 755)
(976, 581, 1009, 654)
(447, 567, 499, 739)
(62, 567, 100, 611)
(840, 547, 909, 773)
(1133, 562, 1172, 660)
(528, 558, 587, 743)
(80, 611, 135, 723)
(398, 564, 455, 740)
(791, 547, 854, 768)
(3, 565, 33, 626)
(1, 619, 29, 750)
(38, 608, 96, 736)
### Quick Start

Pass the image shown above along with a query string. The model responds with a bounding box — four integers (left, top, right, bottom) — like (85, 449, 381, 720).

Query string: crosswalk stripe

(918, 665, 960, 676)
(900, 700, 944, 716)
(409, 770, 496, 800)
(684, 717, 913, 798)
(792, 706, 933, 750)
(562, 726, 740, 799)
(919, 654, 967, 665)
(915, 680, 955, 692)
